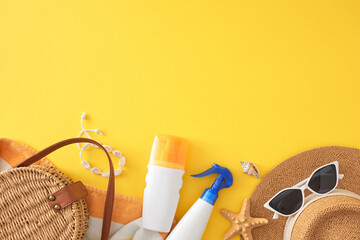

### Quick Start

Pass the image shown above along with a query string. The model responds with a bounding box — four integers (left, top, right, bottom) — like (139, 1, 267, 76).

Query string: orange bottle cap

(150, 135, 188, 170)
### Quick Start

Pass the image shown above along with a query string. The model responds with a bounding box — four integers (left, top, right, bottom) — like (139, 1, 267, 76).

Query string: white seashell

(112, 150, 122, 158)
(101, 171, 110, 177)
(81, 161, 91, 169)
(119, 156, 126, 168)
(91, 167, 101, 175)
(115, 169, 122, 176)
(103, 145, 112, 152)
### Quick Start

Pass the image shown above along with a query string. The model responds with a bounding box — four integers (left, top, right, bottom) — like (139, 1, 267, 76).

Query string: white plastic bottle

(142, 135, 188, 233)
(167, 164, 233, 240)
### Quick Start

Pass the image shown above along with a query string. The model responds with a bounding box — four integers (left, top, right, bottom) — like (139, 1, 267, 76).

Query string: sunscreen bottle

(142, 135, 188, 233)
(167, 163, 233, 240)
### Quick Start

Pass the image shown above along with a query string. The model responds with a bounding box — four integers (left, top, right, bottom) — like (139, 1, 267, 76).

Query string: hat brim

(249, 146, 360, 240)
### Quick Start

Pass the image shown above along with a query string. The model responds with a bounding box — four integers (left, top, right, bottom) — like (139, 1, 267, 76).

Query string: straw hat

(249, 146, 360, 240)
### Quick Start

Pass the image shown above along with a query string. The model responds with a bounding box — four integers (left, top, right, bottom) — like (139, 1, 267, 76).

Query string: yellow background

(1, 1, 360, 239)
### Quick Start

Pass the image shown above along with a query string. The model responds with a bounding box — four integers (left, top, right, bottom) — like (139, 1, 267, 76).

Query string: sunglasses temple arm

(339, 173, 344, 179)
(272, 212, 279, 219)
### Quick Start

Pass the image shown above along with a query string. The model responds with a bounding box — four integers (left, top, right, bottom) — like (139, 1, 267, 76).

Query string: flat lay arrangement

(1, 130, 360, 239)
(2, 1, 360, 239)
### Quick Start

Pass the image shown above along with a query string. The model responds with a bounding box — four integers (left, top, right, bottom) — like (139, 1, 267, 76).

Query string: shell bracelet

(76, 112, 125, 177)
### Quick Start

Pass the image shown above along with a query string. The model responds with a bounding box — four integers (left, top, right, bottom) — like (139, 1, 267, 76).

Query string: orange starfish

(221, 199, 268, 240)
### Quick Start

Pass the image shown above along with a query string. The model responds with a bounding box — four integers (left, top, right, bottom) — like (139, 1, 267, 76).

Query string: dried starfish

(221, 199, 268, 240)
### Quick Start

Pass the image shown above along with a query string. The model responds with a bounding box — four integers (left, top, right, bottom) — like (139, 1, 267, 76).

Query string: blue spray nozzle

(191, 163, 233, 205)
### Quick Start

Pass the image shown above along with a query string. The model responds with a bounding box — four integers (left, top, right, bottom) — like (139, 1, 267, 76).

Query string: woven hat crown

(284, 191, 360, 240)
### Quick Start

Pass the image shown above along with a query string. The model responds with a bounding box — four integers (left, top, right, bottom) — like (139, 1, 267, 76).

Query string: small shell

(115, 168, 122, 176)
(103, 145, 112, 152)
(112, 150, 123, 158)
(241, 161, 260, 179)
(91, 167, 101, 175)
(119, 156, 126, 168)
(101, 171, 110, 177)
(81, 160, 91, 169)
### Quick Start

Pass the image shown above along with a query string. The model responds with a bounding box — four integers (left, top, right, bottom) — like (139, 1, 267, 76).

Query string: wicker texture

(0, 165, 88, 240)
(249, 146, 360, 239)
(291, 195, 360, 240)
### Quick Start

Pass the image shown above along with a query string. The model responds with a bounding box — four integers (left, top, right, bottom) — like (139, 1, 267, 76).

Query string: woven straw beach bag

(0, 138, 115, 240)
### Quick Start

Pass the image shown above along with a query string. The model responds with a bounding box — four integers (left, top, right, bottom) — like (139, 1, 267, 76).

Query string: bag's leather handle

(15, 138, 115, 240)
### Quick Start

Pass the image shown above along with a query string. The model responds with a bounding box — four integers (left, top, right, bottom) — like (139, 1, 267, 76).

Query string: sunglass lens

(308, 164, 337, 194)
(269, 189, 303, 215)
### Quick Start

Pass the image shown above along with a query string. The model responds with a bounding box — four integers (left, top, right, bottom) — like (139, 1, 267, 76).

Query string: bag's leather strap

(15, 138, 115, 240)
(47, 181, 88, 212)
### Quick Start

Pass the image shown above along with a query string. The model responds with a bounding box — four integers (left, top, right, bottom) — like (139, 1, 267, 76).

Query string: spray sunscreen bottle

(167, 163, 233, 240)
(142, 135, 188, 233)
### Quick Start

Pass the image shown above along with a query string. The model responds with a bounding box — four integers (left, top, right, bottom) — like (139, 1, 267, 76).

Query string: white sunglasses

(264, 161, 344, 219)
